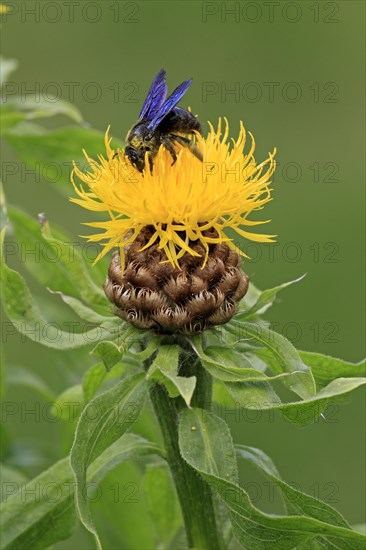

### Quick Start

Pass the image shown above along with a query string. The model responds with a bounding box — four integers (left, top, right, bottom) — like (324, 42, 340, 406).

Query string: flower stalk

(148, 348, 223, 550)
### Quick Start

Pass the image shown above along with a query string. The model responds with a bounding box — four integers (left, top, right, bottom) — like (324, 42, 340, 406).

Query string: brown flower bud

(104, 226, 249, 335)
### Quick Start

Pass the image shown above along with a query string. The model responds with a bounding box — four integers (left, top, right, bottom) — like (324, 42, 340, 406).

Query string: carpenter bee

(123, 69, 203, 172)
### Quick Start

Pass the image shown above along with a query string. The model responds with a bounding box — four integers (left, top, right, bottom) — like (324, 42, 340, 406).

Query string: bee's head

(125, 145, 145, 173)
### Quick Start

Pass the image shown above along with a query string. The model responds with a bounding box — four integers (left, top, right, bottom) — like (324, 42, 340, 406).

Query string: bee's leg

(171, 134, 203, 162)
(161, 137, 178, 166)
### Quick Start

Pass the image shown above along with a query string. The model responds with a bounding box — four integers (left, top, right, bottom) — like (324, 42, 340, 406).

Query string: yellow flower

(71, 119, 276, 270)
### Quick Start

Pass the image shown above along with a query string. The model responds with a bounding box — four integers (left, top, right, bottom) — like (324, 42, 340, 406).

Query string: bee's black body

(124, 70, 203, 172)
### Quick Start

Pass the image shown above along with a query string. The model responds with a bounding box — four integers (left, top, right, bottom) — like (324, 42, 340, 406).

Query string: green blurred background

(1, 1, 365, 548)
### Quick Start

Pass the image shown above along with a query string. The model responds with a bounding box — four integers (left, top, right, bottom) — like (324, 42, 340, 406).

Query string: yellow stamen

(70, 119, 276, 268)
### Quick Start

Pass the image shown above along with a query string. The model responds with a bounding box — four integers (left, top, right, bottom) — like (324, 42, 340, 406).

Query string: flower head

(71, 119, 276, 270)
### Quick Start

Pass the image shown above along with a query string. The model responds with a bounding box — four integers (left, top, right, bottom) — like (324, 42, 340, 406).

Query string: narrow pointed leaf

(1, 227, 121, 349)
(276, 377, 366, 426)
(2, 94, 83, 124)
(191, 338, 266, 381)
(0, 465, 28, 503)
(4, 126, 123, 195)
(0, 57, 18, 86)
(236, 275, 306, 319)
(70, 373, 146, 548)
(225, 379, 282, 409)
(82, 363, 109, 402)
(147, 345, 196, 407)
(49, 291, 114, 323)
(8, 207, 111, 316)
(192, 338, 306, 386)
(226, 321, 316, 399)
(299, 351, 366, 390)
(225, 377, 366, 427)
(143, 464, 182, 547)
(236, 445, 350, 530)
(51, 384, 84, 422)
(92, 341, 123, 371)
(0, 457, 76, 550)
(7, 207, 77, 297)
(40, 217, 107, 309)
(6, 365, 55, 401)
(178, 409, 366, 549)
(0, 434, 162, 549)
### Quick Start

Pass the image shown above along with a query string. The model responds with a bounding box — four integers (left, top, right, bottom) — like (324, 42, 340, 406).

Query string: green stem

(148, 350, 223, 550)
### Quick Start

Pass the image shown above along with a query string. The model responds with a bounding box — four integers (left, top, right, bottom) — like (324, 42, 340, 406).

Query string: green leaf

(92, 341, 123, 371)
(0, 464, 28, 503)
(0, 57, 18, 86)
(275, 377, 366, 427)
(0, 182, 5, 227)
(89, 433, 163, 487)
(8, 207, 111, 314)
(49, 290, 114, 323)
(147, 345, 196, 407)
(235, 275, 306, 319)
(235, 347, 366, 425)
(178, 408, 366, 549)
(82, 362, 127, 404)
(1, 94, 83, 125)
(255, 346, 366, 393)
(0, 434, 162, 549)
(4, 125, 123, 195)
(143, 464, 182, 547)
(1, 226, 122, 349)
(6, 365, 55, 401)
(0, 251, 118, 349)
(226, 321, 316, 400)
(82, 363, 108, 402)
(40, 215, 107, 309)
(224, 379, 282, 410)
(191, 338, 302, 386)
(8, 207, 77, 298)
(0, 457, 77, 549)
(238, 281, 261, 310)
(179, 408, 238, 484)
(51, 384, 84, 422)
(2, 120, 45, 136)
(352, 525, 366, 536)
(126, 335, 161, 362)
(236, 445, 350, 530)
(299, 351, 366, 390)
(192, 338, 264, 381)
(70, 373, 147, 548)
(225, 376, 366, 427)
(0, 111, 24, 131)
